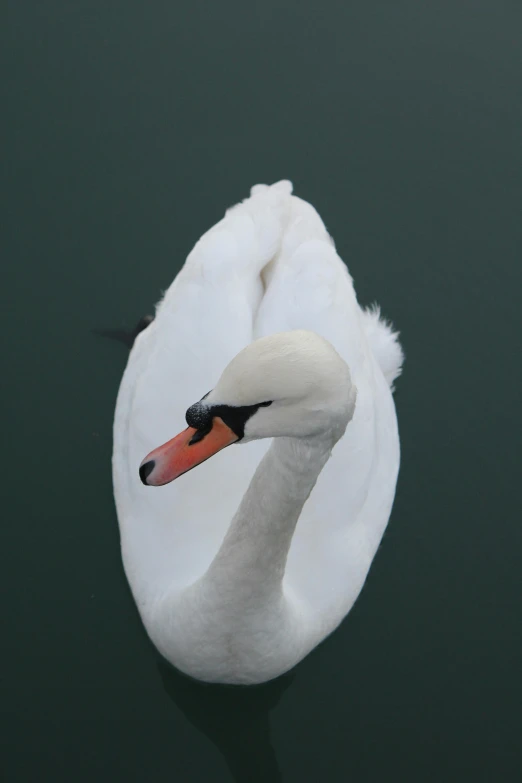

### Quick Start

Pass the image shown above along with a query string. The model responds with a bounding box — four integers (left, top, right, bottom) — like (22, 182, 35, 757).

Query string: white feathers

(361, 304, 404, 390)
(113, 181, 403, 684)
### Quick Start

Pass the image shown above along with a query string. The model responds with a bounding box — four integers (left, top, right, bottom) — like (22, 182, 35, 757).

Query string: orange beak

(139, 416, 238, 486)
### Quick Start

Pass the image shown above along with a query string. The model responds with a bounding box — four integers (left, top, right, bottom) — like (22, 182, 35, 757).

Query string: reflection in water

(158, 657, 294, 783)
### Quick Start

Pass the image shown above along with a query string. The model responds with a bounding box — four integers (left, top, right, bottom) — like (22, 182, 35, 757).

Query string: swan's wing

(113, 183, 292, 603)
(254, 194, 400, 616)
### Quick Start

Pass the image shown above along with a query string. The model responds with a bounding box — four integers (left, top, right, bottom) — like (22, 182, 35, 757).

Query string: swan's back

(113, 182, 402, 623)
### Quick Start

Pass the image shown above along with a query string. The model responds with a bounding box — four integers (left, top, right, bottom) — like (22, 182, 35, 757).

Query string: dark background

(2, 1, 521, 781)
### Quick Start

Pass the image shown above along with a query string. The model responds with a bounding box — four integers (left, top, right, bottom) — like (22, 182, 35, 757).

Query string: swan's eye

(213, 401, 273, 441)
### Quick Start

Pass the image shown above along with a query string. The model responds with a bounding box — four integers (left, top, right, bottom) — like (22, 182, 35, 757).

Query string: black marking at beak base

(185, 400, 273, 442)
(189, 428, 211, 445)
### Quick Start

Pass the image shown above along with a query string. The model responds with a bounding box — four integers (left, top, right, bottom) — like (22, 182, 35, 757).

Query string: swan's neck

(199, 435, 334, 603)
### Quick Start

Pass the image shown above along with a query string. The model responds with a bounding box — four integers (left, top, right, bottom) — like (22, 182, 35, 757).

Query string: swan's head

(139, 330, 356, 486)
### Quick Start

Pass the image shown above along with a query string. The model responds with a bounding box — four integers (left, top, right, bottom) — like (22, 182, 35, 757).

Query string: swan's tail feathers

(178, 181, 294, 287)
(361, 304, 404, 391)
(238, 180, 294, 266)
(249, 180, 293, 198)
(257, 189, 341, 295)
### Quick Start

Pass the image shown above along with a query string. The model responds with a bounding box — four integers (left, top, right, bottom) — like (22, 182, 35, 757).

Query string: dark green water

(3, 2, 522, 781)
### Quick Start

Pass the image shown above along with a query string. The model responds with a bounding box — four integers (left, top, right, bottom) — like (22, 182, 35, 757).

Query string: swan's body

(113, 181, 403, 684)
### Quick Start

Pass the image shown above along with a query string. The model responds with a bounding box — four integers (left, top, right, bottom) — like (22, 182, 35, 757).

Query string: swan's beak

(139, 417, 238, 486)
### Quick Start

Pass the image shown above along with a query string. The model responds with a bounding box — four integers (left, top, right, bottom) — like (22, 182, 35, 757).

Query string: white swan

(113, 181, 403, 685)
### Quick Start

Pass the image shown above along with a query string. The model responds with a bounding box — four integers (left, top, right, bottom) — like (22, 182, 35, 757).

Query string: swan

(113, 181, 403, 685)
